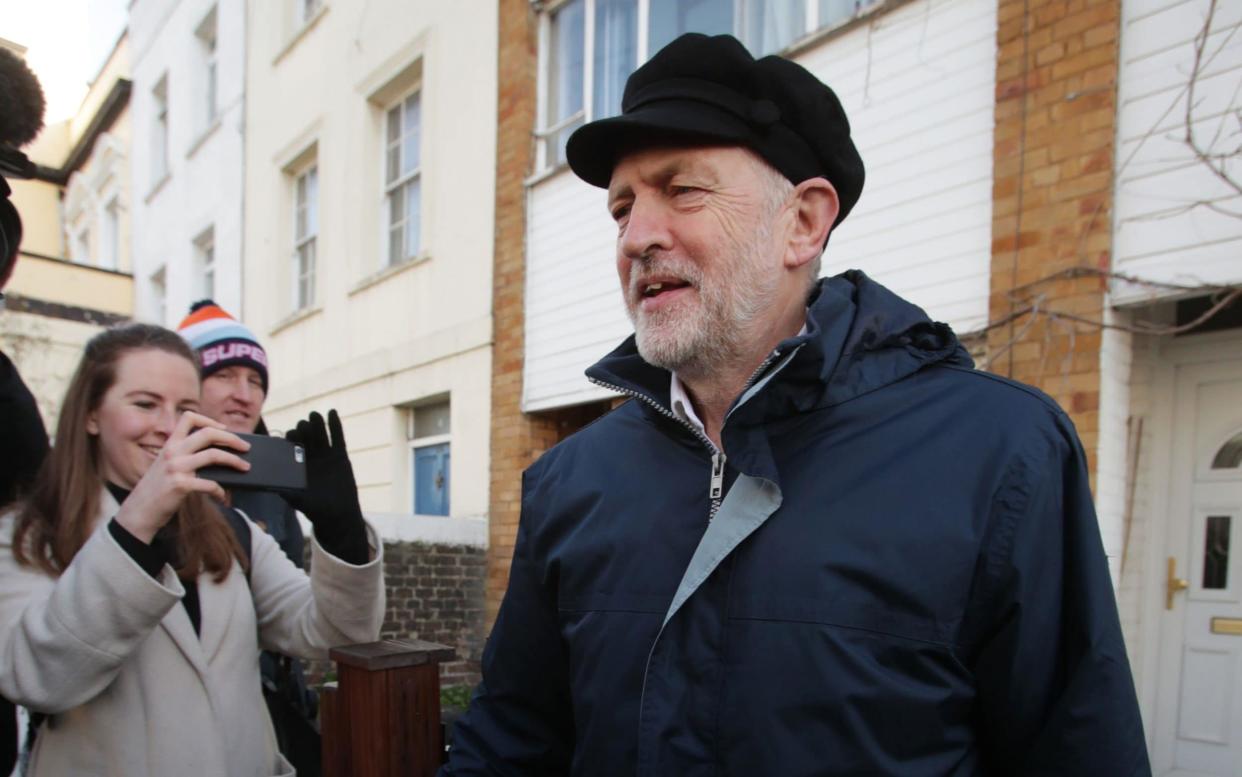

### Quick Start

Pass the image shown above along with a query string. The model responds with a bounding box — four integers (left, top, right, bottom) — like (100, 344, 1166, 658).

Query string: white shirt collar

(668, 322, 808, 440)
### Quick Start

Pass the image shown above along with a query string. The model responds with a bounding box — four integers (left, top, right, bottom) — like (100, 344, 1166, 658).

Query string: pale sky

(1, 0, 129, 126)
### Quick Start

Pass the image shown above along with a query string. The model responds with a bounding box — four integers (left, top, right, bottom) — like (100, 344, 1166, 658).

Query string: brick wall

(989, 0, 1122, 481)
(304, 539, 486, 690)
(489, 0, 611, 626)
(490, 0, 542, 625)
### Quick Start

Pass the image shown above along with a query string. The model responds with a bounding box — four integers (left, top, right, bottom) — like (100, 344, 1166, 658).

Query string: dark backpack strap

(216, 501, 253, 583)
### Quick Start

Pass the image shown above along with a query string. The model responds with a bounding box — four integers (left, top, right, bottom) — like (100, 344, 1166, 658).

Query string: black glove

(284, 410, 369, 564)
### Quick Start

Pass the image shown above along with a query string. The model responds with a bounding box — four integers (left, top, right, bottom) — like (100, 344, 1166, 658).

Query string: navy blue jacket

(444, 272, 1149, 776)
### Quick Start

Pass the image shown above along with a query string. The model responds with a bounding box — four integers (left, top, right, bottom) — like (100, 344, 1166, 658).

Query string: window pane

(819, 0, 859, 28)
(388, 226, 403, 267)
(648, 0, 730, 56)
(404, 178, 421, 258)
(413, 402, 451, 437)
(386, 145, 400, 185)
(403, 93, 421, 174)
(549, 118, 584, 168)
(1203, 515, 1232, 590)
(550, 0, 585, 125)
(593, 0, 637, 120)
(386, 105, 401, 145)
(389, 186, 404, 227)
(306, 240, 316, 300)
(296, 240, 315, 308)
(742, 0, 804, 55)
(305, 167, 318, 236)
(1212, 432, 1242, 469)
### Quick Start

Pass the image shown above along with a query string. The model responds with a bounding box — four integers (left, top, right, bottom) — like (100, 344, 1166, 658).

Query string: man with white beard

(442, 33, 1149, 777)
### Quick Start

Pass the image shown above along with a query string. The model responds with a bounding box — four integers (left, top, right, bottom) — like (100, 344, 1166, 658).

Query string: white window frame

(193, 227, 215, 301)
(536, 0, 591, 171)
(151, 75, 169, 186)
(292, 162, 318, 310)
(382, 87, 423, 268)
(535, 0, 877, 171)
(407, 401, 451, 517)
(196, 7, 219, 130)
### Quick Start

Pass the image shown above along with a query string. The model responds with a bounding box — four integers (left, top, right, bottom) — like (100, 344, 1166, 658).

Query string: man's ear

(783, 178, 839, 270)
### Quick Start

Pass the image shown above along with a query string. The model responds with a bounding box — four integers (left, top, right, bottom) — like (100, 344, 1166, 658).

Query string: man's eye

(670, 185, 698, 196)
(135, 401, 156, 410)
(610, 205, 631, 223)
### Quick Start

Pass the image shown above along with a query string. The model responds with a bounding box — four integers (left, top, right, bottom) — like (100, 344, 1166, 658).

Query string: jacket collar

(587, 270, 972, 421)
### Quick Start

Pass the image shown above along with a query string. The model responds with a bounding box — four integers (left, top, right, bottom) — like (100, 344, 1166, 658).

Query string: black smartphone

(198, 433, 307, 492)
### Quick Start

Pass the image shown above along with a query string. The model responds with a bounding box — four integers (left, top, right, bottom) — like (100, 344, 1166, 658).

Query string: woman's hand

(114, 411, 250, 543)
(284, 410, 369, 562)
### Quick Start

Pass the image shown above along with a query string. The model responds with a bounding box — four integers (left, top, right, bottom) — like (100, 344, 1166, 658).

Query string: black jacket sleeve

(968, 417, 1150, 776)
(0, 351, 48, 508)
(439, 469, 574, 776)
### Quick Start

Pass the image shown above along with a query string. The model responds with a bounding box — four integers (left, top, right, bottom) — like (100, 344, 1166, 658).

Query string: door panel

(414, 443, 450, 516)
(1158, 361, 1242, 777)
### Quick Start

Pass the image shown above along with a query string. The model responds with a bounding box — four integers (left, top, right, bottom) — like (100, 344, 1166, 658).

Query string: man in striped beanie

(176, 299, 269, 429)
(176, 299, 321, 773)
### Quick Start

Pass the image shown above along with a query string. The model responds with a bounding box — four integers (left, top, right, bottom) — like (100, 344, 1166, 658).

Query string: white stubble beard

(626, 219, 781, 380)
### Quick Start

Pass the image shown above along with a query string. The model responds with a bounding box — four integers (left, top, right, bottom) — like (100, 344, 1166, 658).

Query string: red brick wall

(490, 1, 612, 625)
(303, 539, 486, 691)
(490, 0, 541, 625)
(989, 0, 1121, 480)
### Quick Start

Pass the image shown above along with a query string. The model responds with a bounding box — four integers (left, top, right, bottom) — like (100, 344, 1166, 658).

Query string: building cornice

(31, 78, 132, 187)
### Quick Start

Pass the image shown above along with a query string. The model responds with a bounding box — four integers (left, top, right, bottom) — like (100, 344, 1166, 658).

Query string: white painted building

(241, 0, 496, 543)
(129, 0, 246, 326)
(1107, 0, 1242, 772)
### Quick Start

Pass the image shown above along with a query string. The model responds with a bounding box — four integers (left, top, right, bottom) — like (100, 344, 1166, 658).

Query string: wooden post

(321, 639, 456, 777)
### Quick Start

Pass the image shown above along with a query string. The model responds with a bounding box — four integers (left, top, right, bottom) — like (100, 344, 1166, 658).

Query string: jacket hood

(586, 270, 972, 417)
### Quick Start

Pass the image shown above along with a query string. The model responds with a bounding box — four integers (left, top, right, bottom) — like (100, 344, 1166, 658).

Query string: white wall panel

(1113, 0, 1242, 305)
(523, 0, 999, 411)
(809, 0, 997, 334)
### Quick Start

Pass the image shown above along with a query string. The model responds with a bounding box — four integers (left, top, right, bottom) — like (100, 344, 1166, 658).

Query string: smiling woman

(0, 323, 385, 777)
(10, 324, 243, 577)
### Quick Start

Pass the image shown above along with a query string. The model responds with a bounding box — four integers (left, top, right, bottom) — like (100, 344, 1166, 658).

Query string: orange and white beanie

(175, 299, 269, 391)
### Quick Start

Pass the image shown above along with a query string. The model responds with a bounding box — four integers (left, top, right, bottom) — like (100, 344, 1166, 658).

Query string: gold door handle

(1167, 556, 1190, 610)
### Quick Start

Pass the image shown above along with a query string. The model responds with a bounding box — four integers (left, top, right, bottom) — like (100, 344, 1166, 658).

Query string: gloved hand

(284, 410, 369, 564)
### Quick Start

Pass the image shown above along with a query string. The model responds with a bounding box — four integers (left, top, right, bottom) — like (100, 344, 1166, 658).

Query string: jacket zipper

(587, 376, 726, 520)
(600, 347, 789, 770)
(588, 349, 782, 523)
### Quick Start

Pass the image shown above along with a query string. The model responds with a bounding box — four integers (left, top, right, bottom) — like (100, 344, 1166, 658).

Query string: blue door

(414, 443, 450, 516)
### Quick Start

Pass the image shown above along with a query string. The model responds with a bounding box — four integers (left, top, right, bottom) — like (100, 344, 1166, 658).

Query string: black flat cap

(566, 33, 865, 226)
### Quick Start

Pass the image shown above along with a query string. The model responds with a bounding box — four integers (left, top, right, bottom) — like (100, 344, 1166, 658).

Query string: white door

(1154, 358, 1242, 776)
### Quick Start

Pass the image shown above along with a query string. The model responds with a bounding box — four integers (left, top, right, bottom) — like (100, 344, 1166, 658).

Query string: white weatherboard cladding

(525, 171, 624, 412)
(1113, 0, 1242, 305)
(523, 0, 998, 412)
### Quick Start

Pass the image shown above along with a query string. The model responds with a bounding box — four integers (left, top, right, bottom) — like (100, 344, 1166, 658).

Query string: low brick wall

(304, 539, 487, 692)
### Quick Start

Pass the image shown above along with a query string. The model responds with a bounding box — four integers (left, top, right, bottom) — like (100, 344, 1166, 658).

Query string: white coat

(0, 489, 385, 776)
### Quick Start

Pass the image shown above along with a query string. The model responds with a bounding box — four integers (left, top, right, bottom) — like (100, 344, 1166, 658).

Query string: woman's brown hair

(12, 323, 247, 582)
